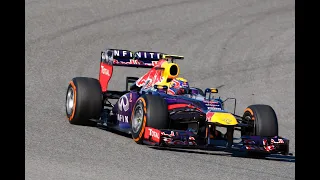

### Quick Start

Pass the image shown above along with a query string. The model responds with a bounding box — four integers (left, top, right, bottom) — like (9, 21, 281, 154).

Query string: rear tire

(241, 104, 278, 137)
(131, 94, 169, 144)
(65, 77, 103, 126)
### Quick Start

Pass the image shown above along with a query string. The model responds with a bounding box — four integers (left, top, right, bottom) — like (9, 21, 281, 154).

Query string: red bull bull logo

(135, 60, 166, 88)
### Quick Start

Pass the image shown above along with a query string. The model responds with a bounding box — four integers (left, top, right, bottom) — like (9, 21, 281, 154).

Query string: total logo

(118, 95, 129, 112)
(147, 128, 160, 139)
(101, 65, 110, 76)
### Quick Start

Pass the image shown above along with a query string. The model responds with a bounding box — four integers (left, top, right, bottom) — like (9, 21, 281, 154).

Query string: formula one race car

(65, 49, 293, 159)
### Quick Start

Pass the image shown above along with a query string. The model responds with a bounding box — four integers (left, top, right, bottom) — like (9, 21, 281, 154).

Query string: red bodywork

(99, 62, 113, 92)
(99, 58, 166, 92)
(135, 59, 166, 89)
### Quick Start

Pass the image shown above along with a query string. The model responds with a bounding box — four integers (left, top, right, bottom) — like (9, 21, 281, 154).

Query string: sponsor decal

(111, 51, 161, 66)
(222, 118, 232, 124)
(134, 52, 162, 59)
(117, 114, 129, 123)
(161, 131, 175, 137)
(264, 145, 275, 151)
(135, 60, 166, 88)
(148, 128, 160, 139)
(161, 134, 197, 146)
(205, 101, 222, 109)
(113, 50, 134, 58)
(100, 65, 110, 76)
(118, 95, 130, 112)
(113, 60, 158, 67)
(206, 111, 215, 121)
(271, 138, 285, 144)
(99, 62, 113, 92)
(278, 139, 284, 143)
(113, 59, 152, 65)
(207, 107, 222, 110)
(144, 127, 161, 143)
(103, 50, 162, 66)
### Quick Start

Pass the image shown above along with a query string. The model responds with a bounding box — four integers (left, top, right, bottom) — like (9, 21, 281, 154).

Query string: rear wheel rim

(66, 87, 74, 116)
(132, 101, 144, 133)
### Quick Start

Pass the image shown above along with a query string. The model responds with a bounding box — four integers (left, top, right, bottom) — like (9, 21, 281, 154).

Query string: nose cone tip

(207, 112, 238, 125)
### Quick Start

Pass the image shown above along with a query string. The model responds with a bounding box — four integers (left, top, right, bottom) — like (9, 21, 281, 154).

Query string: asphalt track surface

(26, 0, 295, 179)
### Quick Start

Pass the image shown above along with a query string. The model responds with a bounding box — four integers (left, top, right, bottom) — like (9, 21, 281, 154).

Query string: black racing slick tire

(241, 104, 279, 137)
(65, 77, 103, 126)
(131, 94, 169, 144)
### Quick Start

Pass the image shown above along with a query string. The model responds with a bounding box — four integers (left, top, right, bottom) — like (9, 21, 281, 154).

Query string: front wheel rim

(66, 87, 74, 116)
(132, 101, 144, 133)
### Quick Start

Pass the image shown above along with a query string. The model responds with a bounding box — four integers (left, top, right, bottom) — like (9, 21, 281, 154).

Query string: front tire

(241, 104, 278, 137)
(65, 77, 103, 125)
(131, 94, 169, 144)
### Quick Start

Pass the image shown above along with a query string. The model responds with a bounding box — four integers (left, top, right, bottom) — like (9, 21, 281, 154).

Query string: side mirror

(210, 88, 218, 93)
(205, 88, 218, 101)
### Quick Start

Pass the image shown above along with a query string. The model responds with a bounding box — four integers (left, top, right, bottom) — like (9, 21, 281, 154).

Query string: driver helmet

(168, 77, 190, 95)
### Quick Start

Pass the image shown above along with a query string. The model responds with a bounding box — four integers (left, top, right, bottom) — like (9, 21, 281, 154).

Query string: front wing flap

(142, 127, 292, 158)
(239, 135, 290, 155)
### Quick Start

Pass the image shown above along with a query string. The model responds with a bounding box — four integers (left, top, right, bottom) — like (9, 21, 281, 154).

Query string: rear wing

(101, 49, 184, 68)
(99, 48, 184, 92)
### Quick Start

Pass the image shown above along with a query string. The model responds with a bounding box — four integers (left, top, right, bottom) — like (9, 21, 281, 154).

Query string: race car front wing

(142, 126, 292, 159)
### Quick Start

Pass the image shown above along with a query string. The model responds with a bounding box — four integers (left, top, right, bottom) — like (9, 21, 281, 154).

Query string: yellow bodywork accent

(152, 54, 184, 88)
(210, 88, 218, 93)
(155, 61, 180, 87)
(176, 77, 187, 82)
(209, 112, 238, 126)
